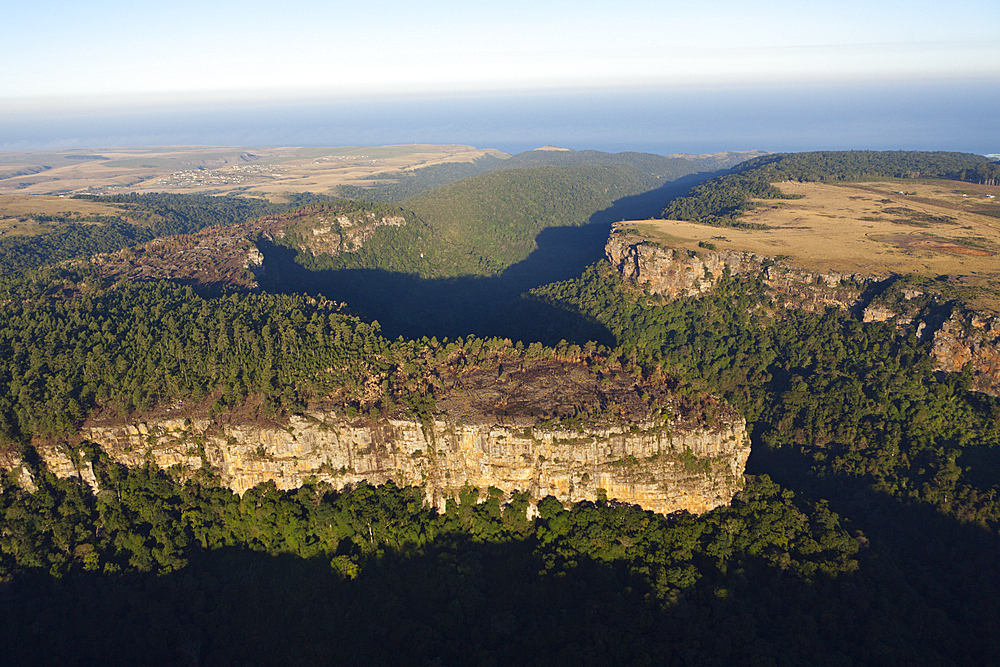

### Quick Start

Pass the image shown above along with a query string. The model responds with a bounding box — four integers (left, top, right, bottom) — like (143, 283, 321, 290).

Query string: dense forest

(0, 270, 654, 441)
(3, 150, 1000, 664)
(336, 149, 704, 203)
(402, 164, 666, 273)
(259, 163, 702, 339)
(0, 193, 288, 276)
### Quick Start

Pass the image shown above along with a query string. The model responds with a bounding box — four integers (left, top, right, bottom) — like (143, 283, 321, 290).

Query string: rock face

(301, 211, 407, 255)
(931, 311, 1000, 395)
(605, 231, 873, 312)
(6, 412, 750, 516)
(607, 229, 1000, 396)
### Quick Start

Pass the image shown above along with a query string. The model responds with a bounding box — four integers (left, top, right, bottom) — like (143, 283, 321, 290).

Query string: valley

(2, 147, 1000, 666)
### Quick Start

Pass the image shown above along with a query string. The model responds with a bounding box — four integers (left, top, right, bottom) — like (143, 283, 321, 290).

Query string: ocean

(1, 79, 997, 156)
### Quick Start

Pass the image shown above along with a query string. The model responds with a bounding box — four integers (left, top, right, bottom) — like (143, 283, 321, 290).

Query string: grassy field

(622, 179, 1000, 312)
(0, 145, 507, 200)
(0, 194, 134, 238)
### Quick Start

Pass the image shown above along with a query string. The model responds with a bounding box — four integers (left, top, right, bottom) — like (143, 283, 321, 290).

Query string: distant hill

(401, 163, 671, 274)
(335, 148, 710, 203)
(259, 162, 698, 338)
(279, 162, 691, 280)
(665, 150, 770, 172)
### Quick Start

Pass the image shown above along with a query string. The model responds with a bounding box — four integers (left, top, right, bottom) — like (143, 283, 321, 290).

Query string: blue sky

(4, 0, 997, 105)
(2, 1, 997, 153)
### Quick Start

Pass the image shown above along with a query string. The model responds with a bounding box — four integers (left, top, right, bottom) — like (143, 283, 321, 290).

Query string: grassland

(0, 194, 134, 238)
(0, 145, 506, 201)
(623, 179, 1000, 312)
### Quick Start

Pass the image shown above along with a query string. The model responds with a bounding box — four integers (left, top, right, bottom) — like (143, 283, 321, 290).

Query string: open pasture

(625, 180, 1000, 312)
(0, 145, 504, 200)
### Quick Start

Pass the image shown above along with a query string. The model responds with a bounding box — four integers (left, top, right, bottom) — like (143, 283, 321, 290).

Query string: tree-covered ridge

(661, 150, 1000, 226)
(0, 193, 287, 276)
(335, 154, 508, 202)
(403, 164, 667, 274)
(79, 192, 287, 235)
(336, 149, 702, 203)
(0, 272, 681, 443)
(0, 220, 155, 275)
(266, 201, 441, 277)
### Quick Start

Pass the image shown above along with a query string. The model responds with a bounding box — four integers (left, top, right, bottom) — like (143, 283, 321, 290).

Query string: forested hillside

(262, 163, 694, 339)
(403, 164, 665, 273)
(2, 149, 1000, 664)
(336, 148, 703, 203)
(0, 193, 287, 275)
(0, 270, 665, 442)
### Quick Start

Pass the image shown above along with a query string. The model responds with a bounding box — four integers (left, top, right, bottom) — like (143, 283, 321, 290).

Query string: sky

(2, 1, 998, 152)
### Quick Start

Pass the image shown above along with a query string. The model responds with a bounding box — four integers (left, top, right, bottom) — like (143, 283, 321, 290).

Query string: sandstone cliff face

(931, 311, 1000, 395)
(605, 232, 871, 312)
(607, 230, 1000, 396)
(6, 412, 749, 516)
(300, 211, 407, 255)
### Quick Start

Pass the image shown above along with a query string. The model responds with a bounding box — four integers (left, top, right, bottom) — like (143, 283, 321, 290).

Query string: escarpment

(2, 357, 750, 516)
(6, 411, 748, 517)
(607, 229, 1000, 396)
(605, 230, 875, 311)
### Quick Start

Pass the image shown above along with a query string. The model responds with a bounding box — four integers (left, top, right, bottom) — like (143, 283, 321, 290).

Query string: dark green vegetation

(661, 150, 1000, 226)
(267, 164, 707, 339)
(336, 149, 705, 203)
(0, 193, 287, 275)
(0, 273, 659, 441)
(3, 150, 1000, 664)
(1, 466, 864, 666)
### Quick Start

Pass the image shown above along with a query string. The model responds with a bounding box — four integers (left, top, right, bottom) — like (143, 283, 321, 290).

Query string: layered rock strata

(4, 412, 749, 516)
(931, 311, 1000, 395)
(607, 230, 1000, 396)
(605, 231, 874, 312)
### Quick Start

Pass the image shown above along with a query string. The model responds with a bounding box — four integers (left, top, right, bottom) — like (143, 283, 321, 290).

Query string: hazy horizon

(2, 79, 997, 157)
(3, 1, 997, 156)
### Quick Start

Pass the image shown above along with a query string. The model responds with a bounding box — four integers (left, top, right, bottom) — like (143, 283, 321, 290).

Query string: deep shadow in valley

(256, 173, 709, 345)
(3, 471, 999, 667)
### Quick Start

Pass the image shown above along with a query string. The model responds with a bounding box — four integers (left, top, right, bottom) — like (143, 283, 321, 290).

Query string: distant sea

(2, 80, 997, 156)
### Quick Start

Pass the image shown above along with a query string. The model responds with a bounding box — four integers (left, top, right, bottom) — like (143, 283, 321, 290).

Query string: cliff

(930, 310, 1000, 395)
(3, 408, 749, 517)
(607, 229, 1000, 396)
(605, 230, 874, 312)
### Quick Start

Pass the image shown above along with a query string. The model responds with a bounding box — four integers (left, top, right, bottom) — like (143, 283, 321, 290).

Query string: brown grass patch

(622, 179, 1000, 312)
(884, 234, 994, 256)
(0, 194, 132, 237)
(0, 145, 507, 200)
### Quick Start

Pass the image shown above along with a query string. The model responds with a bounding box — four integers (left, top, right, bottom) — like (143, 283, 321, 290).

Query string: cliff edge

(607, 228, 1000, 396)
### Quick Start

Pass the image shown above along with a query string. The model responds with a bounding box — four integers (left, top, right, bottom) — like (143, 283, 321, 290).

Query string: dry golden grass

(0, 145, 505, 201)
(622, 180, 1000, 312)
(0, 194, 131, 237)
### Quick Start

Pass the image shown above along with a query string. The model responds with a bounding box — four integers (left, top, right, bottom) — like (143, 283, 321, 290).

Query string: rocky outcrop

(4, 410, 749, 516)
(607, 229, 1000, 396)
(931, 311, 1000, 395)
(302, 211, 407, 255)
(605, 231, 873, 312)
